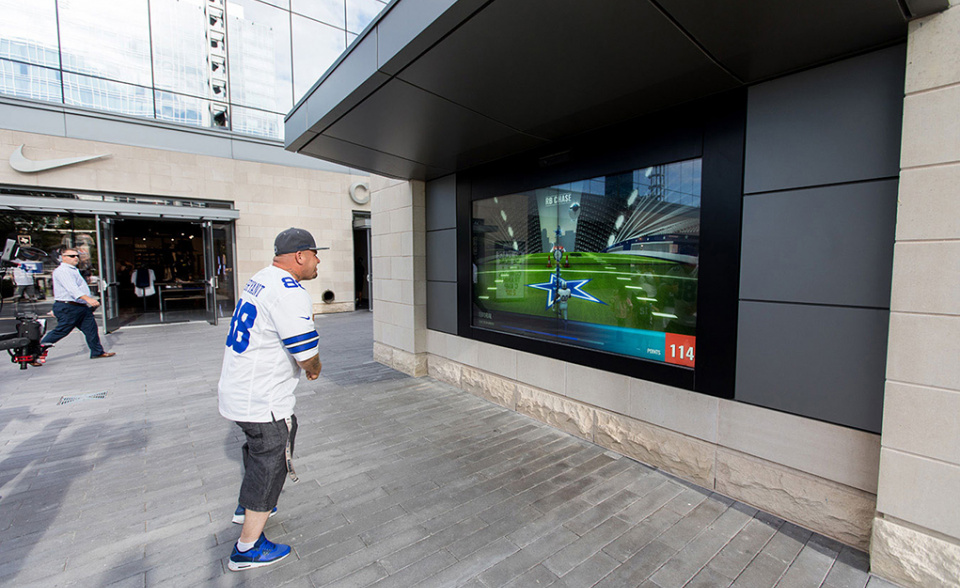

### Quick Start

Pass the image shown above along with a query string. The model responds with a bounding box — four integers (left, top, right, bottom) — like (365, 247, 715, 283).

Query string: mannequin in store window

(133, 264, 156, 301)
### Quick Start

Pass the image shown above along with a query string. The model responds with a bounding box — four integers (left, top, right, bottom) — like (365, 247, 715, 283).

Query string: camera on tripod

(1, 238, 51, 369)
(0, 312, 49, 369)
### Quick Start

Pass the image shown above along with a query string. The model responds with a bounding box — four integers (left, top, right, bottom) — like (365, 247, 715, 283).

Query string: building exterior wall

(0, 128, 369, 314)
(871, 1, 960, 586)
(370, 175, 428, 375)
(395, 47, 904, 551)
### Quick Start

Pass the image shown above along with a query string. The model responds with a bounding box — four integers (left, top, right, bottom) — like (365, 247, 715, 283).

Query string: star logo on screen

(527, 273, 605, 310)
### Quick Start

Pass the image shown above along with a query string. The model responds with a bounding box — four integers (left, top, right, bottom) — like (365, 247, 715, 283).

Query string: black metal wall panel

(427, 281, 458, 334)
(426, 174, 457, 231)
(426, 174, 460, 335)
(740, 180, 898, 308)
(736, 301, 889, 432)
(743, 44, 905, 194)
(426, 229, 457, 283)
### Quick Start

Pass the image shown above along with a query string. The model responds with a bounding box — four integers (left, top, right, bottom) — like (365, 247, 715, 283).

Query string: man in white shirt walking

(39, 248, 115, 361)
(218, 228, 323, 571)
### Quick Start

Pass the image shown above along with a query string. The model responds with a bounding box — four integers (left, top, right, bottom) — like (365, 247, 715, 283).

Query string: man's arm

(296, 353, 321, 380)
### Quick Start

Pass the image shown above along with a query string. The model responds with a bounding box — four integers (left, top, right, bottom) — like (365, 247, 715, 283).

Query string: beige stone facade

(0, 129, 370, 315)
(369, 177, 427, 376)
(871, 1, 960, 586)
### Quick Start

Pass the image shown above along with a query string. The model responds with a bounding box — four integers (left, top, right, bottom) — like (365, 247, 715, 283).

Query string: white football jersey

(218, 265, 318, 423)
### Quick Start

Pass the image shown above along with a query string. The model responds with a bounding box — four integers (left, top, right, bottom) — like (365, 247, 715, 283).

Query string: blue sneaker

(228, 533, 291, 571)
(232, 505, 278, 525)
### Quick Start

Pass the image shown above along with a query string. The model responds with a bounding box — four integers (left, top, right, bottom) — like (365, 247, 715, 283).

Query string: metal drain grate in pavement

(58, 392, 107, 405)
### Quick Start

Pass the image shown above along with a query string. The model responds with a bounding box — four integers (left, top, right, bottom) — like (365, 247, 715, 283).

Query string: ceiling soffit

(288, 0, 913, 180)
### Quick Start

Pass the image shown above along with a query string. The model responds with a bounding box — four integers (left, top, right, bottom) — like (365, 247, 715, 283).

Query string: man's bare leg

(239, 509, 272, 544)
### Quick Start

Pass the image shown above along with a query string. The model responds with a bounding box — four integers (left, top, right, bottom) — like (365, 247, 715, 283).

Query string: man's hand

(297, 354, 322, 381)
(81, 295, 101, 308)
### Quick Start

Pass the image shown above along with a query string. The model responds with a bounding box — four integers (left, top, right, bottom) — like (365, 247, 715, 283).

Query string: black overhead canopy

(285, 0, 941, 181)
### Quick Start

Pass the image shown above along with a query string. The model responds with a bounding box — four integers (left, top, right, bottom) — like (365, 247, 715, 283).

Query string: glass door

(97, 216, 121, 333)
(201, 221, 217, 325)
(212, 222, 236, 319)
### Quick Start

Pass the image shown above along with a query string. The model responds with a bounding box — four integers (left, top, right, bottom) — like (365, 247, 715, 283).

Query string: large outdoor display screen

(471, 159, 701, 367)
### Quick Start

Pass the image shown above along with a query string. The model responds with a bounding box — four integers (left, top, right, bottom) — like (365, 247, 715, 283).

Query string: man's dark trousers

(41, 301, 105, 357)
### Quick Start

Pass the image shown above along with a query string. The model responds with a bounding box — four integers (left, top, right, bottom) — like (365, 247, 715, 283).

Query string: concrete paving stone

(142, 549, 224, 586)
(368, 549, 458, 588)
(706, 515, 783, 580)
(649, 501, 755, 588)
(357, 512, 427, 546)
(294, 507, 405, 557)
(662, 484, 712, 517)
(594, 539, 678, 588)
(506, 498, 594, 548)
(502, 563, 560, 588)
(417, 489, 513, 534)
(0, 551, 67, 584)
(418, 537, 520, 588)
(476, 526, 579, 588)
(731, 552, 791, 588)
(563, 489, 641, 537)
(822, 546, 870, 588)
(342, 481, 439, 525)
(685, 564, 736, 588)
(544, 515, 632, 577)
(550, 550, 621, 588)
(0, 312, 889, 588)
(603, 504, 683, 562)
(865, 576, 902, 588)
(293, 536, 367, 570)
(318, 561, 389, 588)
(447, 506, 541, 560)
(529, 472, 607, 514)
(775, 533, 841, 588)
(308, 527, 428, 587)
(765, 522, 814, 565)
(0, 529, 77, 566)
(616, 480, 685, 525)
(579, 466, 650, 506)
(379, 517, 487, 574)
(145, 526, 220, 558)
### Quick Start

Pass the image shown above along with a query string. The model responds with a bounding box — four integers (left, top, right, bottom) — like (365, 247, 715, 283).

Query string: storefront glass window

(0, 212, 100, 324)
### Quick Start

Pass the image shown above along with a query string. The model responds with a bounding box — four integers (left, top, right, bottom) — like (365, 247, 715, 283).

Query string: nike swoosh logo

(9, 145, 111, 173)
(299, 316, 311, 320)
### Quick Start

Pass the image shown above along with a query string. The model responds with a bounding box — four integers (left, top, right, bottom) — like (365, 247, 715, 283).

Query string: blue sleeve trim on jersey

(282, 330, 318, 345)
(287, 339, 319, 354)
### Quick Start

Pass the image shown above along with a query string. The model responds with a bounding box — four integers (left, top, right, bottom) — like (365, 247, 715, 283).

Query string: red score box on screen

(664, 333, 696, 367)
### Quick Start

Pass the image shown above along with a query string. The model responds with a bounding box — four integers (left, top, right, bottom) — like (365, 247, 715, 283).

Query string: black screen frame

(457, 90, 746, 398)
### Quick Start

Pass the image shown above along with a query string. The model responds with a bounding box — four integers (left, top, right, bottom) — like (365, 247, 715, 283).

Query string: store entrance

(110, 219, 234, 327)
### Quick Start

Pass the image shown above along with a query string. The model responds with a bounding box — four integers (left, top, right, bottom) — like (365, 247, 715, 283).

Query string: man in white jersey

(218, 227, 323, 571)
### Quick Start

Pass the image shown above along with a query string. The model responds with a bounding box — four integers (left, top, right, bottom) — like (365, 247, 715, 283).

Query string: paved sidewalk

(0, 312, 898, 587)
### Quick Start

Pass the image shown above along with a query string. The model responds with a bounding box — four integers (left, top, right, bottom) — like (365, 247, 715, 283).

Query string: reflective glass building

(0, 0, 387, 141)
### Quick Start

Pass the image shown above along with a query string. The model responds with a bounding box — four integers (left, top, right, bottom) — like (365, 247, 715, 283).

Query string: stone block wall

(424, 332, 880, 551)
(871, 2, 960, 586)
(369, 177, 427, 376)
(0, 130, 369, 315)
